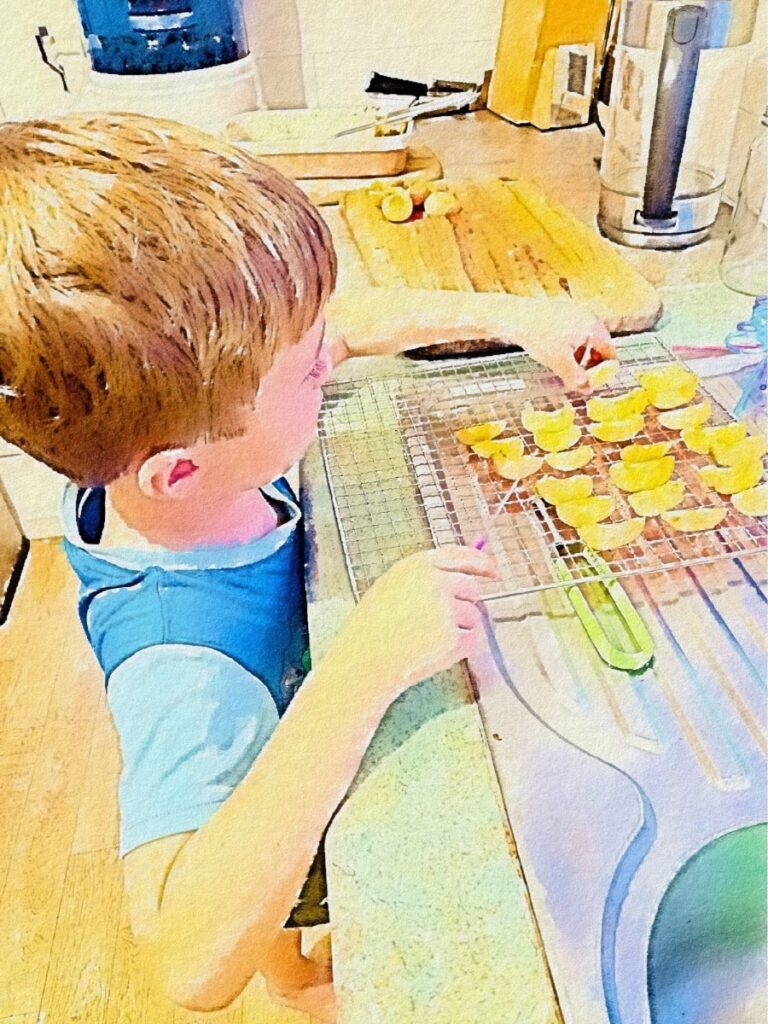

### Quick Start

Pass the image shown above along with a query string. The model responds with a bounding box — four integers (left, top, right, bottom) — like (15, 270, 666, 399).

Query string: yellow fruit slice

(661, 508, 726, 532)
(586, 359, 620, 388)
(621, 441, 672, 463)
(699, 459, 763, 495)
(610, 455, 675, 493)
(588, 414, 645, 443)
(471, 438, 525, 460)
(545, 446, 595, 471)
(587, 388, 648, 422)
(556, 495, 614, 528)
(456, 420, 506, 446)
(732, 483, 768, 517)
(638, 365, 699, 408)
(406, 177, 430, 205)
(578, 518, 646, 551)
(521, 402, 575, 434)
(682, 427, 712, 455)
(535, 474, 594, 504)
(493, 454, 543, 481)
(381, 188, 414, 223)
(658, 400, 711, 431)
(424, 191, 461, 216)
(711, 435, 767, 467)
(682, 422, 748, 455)
(534, 423, 582, 453)
(628, 480, 686, 516)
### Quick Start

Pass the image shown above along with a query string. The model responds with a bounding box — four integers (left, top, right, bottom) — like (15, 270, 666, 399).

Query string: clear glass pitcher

(720, 110, 768, 297)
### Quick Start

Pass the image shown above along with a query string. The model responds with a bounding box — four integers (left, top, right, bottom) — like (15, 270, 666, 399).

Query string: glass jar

(720, 110, 768, 296)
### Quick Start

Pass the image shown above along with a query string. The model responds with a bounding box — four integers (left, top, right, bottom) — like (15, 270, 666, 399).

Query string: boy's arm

(123, 546, 496, 1012)
(326, 288, 615, 390)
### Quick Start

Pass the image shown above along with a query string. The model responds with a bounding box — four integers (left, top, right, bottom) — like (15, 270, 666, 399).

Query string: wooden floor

(0, 541, 309, 1024)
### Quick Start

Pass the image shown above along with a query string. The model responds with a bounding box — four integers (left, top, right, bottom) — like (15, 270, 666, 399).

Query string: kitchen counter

(303, 112, 763, 1023)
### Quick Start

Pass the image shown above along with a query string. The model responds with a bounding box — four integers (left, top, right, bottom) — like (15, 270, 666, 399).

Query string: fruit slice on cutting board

(535, 474, 593, 504)
(493, 453, 543, 481)
(424, 191, 461, 216)
(587, 387, 648, 422)
(661, 508, 726, 532)
(621, 441, 672, 463)
(628, 480, 686, 516)
(521, 401, 575, 434)
(456, 420, 506, 446)
(698, 459, 763, 495)
(683, 422, 747, 455)
(534, 423, 581, 452)
(588, 414, 645, 443)
(471, 437, 525, 459)
(586, 359, 619, 388)
(578, 518, 646, 551)
(658, 400, 711, 431)
(381, 188, 414, 223)
(545, 446, 594, 471)
(610, 455, 675, 493)
(732, 482, 768, 517)
(711, 434, 767, 466)
(556, 495, 615, 528)
(637, 365, 699, 409)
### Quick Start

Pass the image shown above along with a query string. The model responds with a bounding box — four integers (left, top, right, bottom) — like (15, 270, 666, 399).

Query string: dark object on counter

(405, 338, 524, 360)
(366, 71, 485, 113)
(0, 479, 28, 627)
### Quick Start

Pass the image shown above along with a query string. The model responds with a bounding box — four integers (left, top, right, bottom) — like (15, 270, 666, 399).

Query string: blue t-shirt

(62, 479, 308, 855)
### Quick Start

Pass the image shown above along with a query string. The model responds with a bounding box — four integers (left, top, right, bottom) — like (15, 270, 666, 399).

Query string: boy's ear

(137, 450, 199, 498)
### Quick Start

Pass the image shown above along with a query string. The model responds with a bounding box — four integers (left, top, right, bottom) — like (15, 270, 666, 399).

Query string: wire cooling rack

(318, 336, 768, 600)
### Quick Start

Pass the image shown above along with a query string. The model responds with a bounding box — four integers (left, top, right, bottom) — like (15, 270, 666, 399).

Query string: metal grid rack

(318, 336, 767, 601)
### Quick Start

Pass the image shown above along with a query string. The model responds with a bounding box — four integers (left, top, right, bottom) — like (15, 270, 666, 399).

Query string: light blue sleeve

(107, 644, 280, 855)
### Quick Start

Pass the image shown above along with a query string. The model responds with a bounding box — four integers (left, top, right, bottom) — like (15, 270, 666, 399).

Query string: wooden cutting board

(340, 178, 662, 335)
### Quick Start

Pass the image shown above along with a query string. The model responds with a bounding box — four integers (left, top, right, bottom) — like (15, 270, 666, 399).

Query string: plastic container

(720, 110, 768, 296)
(76, 0, 249, 75)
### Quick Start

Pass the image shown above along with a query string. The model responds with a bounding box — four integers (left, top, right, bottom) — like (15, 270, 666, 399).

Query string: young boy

(0, 114, 612, 1020)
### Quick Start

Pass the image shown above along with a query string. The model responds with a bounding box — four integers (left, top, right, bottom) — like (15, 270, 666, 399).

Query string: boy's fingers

(429, 545, 499, 579)
(454, 598, 482, 631)
(449, 575, 483, 604)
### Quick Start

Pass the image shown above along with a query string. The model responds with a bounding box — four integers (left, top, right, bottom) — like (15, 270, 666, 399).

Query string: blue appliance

(76, 0, 249, 75)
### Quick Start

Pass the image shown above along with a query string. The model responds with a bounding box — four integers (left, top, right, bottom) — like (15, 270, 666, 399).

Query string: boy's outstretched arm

(123, 546, 496, 1012)
(326, 288, 615, 390)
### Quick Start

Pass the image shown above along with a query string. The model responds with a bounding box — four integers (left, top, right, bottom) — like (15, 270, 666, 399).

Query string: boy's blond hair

(0, 113, 336, 486)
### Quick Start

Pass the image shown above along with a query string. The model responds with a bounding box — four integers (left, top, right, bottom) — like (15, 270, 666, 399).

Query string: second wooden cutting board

(341, 178, 663, 336)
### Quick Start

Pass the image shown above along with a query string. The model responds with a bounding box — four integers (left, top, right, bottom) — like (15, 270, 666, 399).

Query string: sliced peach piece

(456, 420, 506, 446)
(621, 441, 672, 463)
(587, 388, 648, 422)
(535, 474, 593, 504)
(628, 480, 686, 516)
(545, 446, 594, 471)
(661, 508, 726, 532)
(521, 401, 576, 434)
(657, 400, 711, 431)
(556, 495, 614, 528)
(610, 456, 675, 493)
(534, 423, 581, 453)
(732, 483, 768, 517)
(699, 459, 763, 495)
(711, 435, 767, 467)
(578, 518, 646, 551)
(471, 437, 525, 460)
(493, 453, 543, 481)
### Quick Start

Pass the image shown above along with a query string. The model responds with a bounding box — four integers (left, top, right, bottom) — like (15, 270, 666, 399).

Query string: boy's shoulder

(62, 479, 309, 713)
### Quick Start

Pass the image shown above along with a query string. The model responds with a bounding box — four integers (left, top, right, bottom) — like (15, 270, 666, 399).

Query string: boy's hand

(518, 304, 615, 392)
(327, 546, 498, 701)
